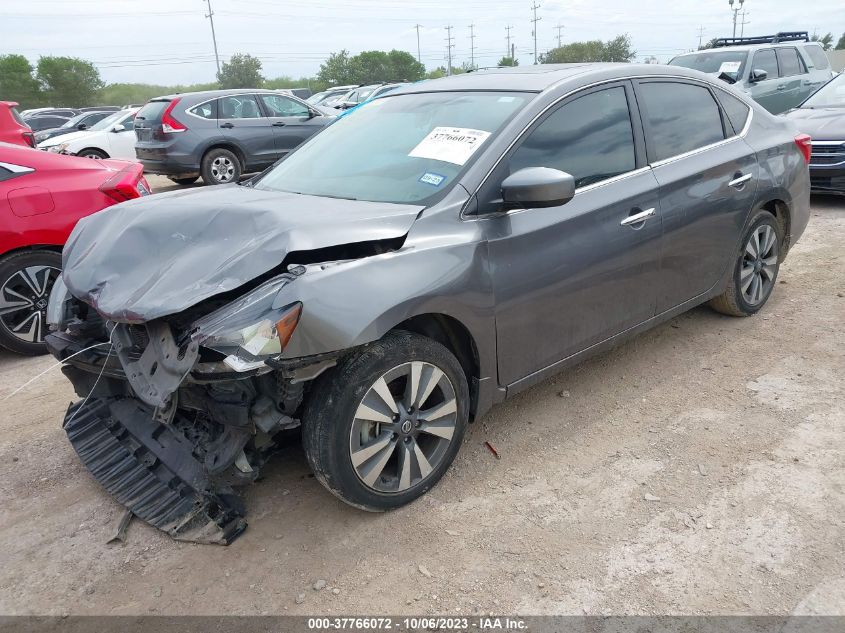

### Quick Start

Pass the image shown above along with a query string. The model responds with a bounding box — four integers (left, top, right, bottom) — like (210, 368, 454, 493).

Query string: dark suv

(134, 89, 333, 185)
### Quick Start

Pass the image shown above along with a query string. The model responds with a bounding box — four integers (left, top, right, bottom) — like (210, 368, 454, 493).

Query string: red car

(0, 143, 150, 354)
(0, 102, 35, 148)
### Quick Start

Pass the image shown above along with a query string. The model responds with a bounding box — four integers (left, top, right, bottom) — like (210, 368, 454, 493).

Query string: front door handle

(620, 207, 655, 227)
(729, 173, 753, 188)
(272, 121, 286, 127)
(777, 84, 787, 91)
(220, 122, 234, 129)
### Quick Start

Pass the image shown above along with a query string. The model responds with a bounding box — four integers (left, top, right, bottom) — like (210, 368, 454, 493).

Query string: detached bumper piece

(64, 396, 246, 545)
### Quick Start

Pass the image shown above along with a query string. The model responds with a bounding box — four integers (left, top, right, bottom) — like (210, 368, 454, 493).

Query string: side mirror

(501, 167, 576, 209)
(749, 68, 768, 83)
(77, 123, 88, 130)
(112, 124, 126, 132)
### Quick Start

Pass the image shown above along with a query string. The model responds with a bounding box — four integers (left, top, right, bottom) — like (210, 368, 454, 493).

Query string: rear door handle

(272, 121, 286, 127)
(729, 173, 753, 188)
(220, 122, 234, 129)
(620, 207, 655, 227)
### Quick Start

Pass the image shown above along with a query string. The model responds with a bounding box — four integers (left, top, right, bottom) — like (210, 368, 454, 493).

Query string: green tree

(384, 50, 425, 81)
(217, 53, 264, 89)
(498, 56, 519, 67)
(36, 56, 103, 107)
(0, 54, 41, 108)
(541, 34, 635, 63)
(700, 37, 720, 50)
(349, 51, 392, 84)
(837, 33, 845, 50)
(811, 32, 834, 51)
(318, 50, 354, 86)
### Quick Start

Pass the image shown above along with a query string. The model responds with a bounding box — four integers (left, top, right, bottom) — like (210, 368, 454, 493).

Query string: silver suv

(669, 32, 835, 114)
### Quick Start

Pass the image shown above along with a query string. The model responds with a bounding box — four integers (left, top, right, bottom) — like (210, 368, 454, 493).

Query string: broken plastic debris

(484, 441, 501, 459)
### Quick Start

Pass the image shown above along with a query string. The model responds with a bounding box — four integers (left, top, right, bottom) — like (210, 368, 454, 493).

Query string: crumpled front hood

(782, 107, 845, 140)
(62, 184, 422, 322)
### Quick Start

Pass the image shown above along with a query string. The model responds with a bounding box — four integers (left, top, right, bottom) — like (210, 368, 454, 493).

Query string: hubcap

(349, 361, 458, 494)
(741, 224, 778, 306)
(210, 156, 235, 182)
(0, 265, 60, 345)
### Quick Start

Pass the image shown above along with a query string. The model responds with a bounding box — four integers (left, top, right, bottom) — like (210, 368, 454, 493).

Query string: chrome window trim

(463, 73, 752, 220)
(811, 140, 845, 146)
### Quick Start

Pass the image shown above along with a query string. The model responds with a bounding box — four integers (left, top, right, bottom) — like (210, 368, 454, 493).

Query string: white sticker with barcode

(409, 127, 492, 166)
(719, 61, 742, 74)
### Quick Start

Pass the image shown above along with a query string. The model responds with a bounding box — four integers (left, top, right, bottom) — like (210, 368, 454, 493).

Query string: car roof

(393, 63, 715, 94)
(676, 41, 816, 56)
(151, 88, 298, 101)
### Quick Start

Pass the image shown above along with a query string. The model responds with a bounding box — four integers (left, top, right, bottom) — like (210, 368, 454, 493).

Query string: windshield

(306, 91, 328, 104)
(253, 91, 530, 204)
(89, 110, 129, 131)
(803, 73, 845, 108)
(669, 50, 747, 75)
(61, 113, 88, 128)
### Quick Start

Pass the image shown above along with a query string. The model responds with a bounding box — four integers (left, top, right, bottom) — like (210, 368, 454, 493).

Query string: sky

(1, 0, 843, 86)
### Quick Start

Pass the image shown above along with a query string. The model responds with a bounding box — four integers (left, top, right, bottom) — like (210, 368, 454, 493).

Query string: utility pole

(415, 24, 422, 64)
(505, 25, 513, 58)
(739, 10, 750, 37)
(203, 0, 221, 77)
(530, 2, 542, 64)
(445, 25, 454, 76)
(697, 25, 705, 49)
(555, 23, 564, 48)
(468, 23, 476, 69)
(728, 0, 745, 39)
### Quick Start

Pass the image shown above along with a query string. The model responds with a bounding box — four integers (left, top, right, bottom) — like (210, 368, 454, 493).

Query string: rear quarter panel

(742, 104, 811, 251)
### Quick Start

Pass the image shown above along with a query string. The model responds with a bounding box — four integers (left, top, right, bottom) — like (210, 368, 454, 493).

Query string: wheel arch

(0, 244, 64, 262)
(757, 197, 791, 260)
(200, 142, 246, 169)
(76, 147, 109, 158)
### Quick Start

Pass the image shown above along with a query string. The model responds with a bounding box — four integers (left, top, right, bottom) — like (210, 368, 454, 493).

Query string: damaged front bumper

(47, 296, 342, 545)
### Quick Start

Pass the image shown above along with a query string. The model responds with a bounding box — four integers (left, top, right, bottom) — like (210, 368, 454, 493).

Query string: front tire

(302, 331, 469, 511)
(709, 211, 782, 317)
(0, 250, 62, 355)
(77, 148, 108, 159)
(201, 148, 241, 185)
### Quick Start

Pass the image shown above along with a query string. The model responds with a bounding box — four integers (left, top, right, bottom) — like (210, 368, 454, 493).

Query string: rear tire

(301, 331, 469, 511)
(201, 148, 241, 185)
(167, 176, 199, 186)
(709, 211, 782, 317)
(0, 250, 62, 356)
(76, 148, 108, 159)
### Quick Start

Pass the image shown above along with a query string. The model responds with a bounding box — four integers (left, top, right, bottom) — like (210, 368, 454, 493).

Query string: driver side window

(509, 86, 637, 189)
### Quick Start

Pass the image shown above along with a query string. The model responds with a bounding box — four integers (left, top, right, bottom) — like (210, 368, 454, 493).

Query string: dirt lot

(0, 189, 842, 616)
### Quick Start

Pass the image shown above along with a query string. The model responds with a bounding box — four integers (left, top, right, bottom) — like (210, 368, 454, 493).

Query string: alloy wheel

(0, 265, 60, 344)
(741, 224, 778, 306)
(349, 361, 458, 493)
(211, 156, 235, 183)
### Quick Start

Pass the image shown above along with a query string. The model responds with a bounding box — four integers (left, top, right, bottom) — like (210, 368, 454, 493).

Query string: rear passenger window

(803, 44, 830, 70)
(752, 49, 779, 78)
(219, 95, 262, 119)
(776, 48, 806, 76)
(509, 86, 636, 189)
(189, 100, 218, 119)
(639, 82, 726, 162)
(716, 91, 751, 135)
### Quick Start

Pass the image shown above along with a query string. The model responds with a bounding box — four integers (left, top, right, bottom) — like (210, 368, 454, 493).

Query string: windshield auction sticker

(718, 61, 742, 74)
(409, 127, 492, 166)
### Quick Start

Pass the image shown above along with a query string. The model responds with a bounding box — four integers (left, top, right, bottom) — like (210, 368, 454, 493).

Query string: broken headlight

(191, 275, 302, 372)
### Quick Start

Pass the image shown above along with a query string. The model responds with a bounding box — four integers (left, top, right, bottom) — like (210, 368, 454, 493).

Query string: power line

(203, 0, 221, 77)
(555, 23, 564, 48)
(415, 24, 422, 64)
(530, 2, 542, 64)
(697, 25, 705, 49)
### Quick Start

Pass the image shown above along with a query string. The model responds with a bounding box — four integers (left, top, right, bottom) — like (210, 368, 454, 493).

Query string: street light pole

(729, 0, 745, 39)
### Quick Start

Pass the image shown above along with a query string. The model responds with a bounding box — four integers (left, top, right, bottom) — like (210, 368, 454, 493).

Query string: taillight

(161, 98, 186, 133)
(22, 131, 35, 148)
(99, 164, 146, 203)
(794, 134, 812, 164)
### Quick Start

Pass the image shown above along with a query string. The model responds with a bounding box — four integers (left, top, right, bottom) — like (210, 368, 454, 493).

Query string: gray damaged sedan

(46, 64, 811, 544)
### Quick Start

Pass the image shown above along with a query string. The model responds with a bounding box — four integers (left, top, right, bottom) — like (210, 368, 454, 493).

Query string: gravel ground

(0, 185, 842, 616)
